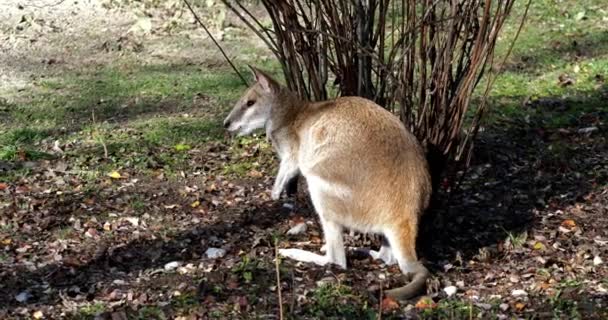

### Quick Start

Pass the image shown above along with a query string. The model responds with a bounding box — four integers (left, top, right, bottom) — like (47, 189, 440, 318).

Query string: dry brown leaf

(381, 296, 400, 311)
(561, 219, 577, 228)
(415, 296, 437, 310)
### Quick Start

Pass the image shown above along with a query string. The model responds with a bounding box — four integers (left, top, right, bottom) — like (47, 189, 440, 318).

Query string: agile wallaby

(223, 66, 432, 300)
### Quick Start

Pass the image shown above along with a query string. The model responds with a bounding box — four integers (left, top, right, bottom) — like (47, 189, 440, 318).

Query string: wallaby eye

(246, 100, 255, 107)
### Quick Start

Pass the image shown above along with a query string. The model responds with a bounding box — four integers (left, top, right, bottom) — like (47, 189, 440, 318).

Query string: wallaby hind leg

(279, 216, 346, 269)
(383, 222, 429, 301)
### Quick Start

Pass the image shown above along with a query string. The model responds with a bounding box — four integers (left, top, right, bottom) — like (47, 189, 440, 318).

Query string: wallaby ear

(248, 65, 278, 93)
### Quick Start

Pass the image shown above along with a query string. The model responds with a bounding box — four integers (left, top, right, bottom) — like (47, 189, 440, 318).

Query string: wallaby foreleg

(271, 158, 299, 200)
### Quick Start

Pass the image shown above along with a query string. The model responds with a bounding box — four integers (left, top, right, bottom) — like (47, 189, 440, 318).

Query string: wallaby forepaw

(271, 188, 282, 200)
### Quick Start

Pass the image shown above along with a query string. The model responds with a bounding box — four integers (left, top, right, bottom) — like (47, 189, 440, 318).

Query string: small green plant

(504, 230, 528, 250)
(222, 162, 253, 176)
(136, 306, 167, 320)
(419, 299, 485, 319)
(171, 292, 199, 310)
(550, 290, 581, 319)
(232, 255, 258, 283)
(303, 283, 376, 319)
(77, 302, 107, 317)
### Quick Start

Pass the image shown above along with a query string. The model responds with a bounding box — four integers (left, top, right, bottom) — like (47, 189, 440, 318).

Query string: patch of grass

(171, 292, 199, 311)
(138, 117, 223, 145)
(0, 253, 9, 263)
(504, 230, 528, 250)
(302, 283, 377, 319)
(480, 0, 608, 128)
(54, 227, 74, 240)
(419, 299, 485, 319)
(1, 63, 242, 171)
(135, 306, 168, 320)
(222, 162, 254, 177)
(550, 291, 582, 319)
(75, 302, 107, 318)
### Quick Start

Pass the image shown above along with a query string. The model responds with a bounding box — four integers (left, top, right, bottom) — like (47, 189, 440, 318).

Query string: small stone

(511, 289, 527, 297)
(125, 217, 139, 227)
(477, 303, 492, 310)
(593, 256, 603, 266)
(32, 310, 43, 319)
(577, 126, 598, 134)
(85, 228, 98, 238)
(286, 222, 307, 235)
(499, 303, 509, 311)
(205, 247, 227, 259)
(15, 292, 31, 303)
(509, 275, 520, 283)
(443, 286, 457, 297)
(164, 261, 181, 270)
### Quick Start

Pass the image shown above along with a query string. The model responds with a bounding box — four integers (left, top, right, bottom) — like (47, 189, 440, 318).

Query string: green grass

(481, 0, 608, 128)
(301, 283, 377, 319)
(0, 63, 245, 169)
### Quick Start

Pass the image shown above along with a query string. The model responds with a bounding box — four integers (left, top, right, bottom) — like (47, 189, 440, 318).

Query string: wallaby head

(223, 66, 281, 136)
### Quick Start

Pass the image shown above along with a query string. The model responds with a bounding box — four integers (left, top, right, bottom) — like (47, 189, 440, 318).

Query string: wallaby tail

(385, 263, 429, 301)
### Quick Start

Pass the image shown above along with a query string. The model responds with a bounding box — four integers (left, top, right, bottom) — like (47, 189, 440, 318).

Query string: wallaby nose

(223, 120, 231, 129)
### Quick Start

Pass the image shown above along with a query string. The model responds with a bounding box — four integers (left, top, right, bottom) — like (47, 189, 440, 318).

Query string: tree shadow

(420, 84, 607, 266)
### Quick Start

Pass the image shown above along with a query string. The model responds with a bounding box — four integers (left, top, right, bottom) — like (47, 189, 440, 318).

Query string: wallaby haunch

(223, 66, 432, 300)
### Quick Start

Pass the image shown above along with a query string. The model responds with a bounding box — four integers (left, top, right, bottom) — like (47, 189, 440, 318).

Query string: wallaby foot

(278, 248, 347, 269)
(366, 245, 397, 265)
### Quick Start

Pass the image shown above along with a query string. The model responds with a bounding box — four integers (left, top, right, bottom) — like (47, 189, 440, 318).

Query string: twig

(91, 109, 108, 159)
(377, 284, 383, 320)
(19, 0, 67, 9)
(182, 0, 248, 86)
(275, 239, 284, 320)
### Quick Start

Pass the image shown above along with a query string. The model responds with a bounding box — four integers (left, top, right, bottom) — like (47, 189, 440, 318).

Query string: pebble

(443, 286, 457, 297)
(499, 303, 509, 311)
(286, 222, 307, 235)
(593, 256, 603, 266)
(164, 261, 181, 270)
(205, 247, 227, 259)
(15, 292, 31, 303)
(511, 289, 527, 297)
(577, 126, 598, 134)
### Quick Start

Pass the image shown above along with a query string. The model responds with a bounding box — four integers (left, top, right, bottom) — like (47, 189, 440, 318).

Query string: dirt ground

(0, 1, 607, 319)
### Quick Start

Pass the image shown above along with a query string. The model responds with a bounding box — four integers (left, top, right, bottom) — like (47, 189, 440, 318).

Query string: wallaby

(223, 66, 432, 300)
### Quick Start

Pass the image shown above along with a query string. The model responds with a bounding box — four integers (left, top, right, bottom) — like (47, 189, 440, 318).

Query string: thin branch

(182, 0, 248, 86)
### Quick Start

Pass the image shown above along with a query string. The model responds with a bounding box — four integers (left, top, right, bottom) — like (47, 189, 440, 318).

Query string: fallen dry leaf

(533, 242, 546, 250)
(381, 296, 400, 311)
(415, 296, 437, 310)
(561, 219, 577, 228)
(108, 171, 122, 179)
